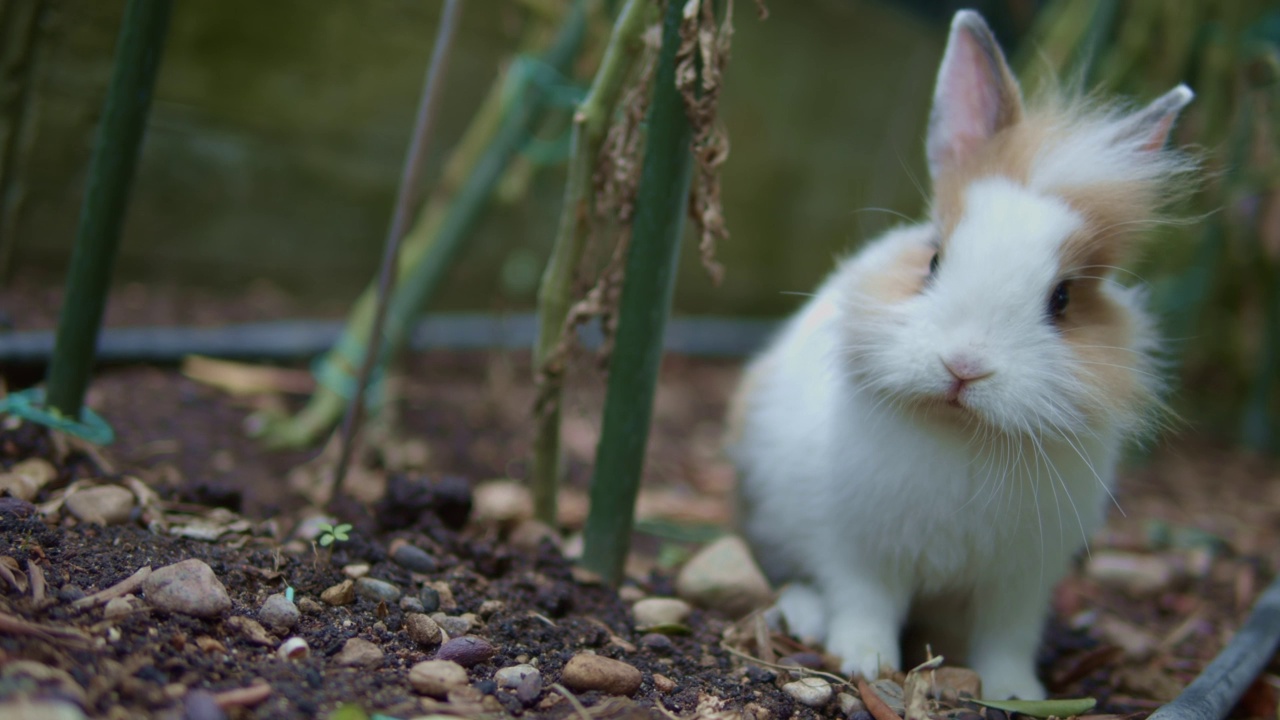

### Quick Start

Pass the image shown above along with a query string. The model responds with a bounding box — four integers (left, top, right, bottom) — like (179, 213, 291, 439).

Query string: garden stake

(330, 0, 464, 500)
(42, 0, 172, 433)
(1147, 574, 1280, 720)
(581, 0, 702, 585)
(531, 0, 650, 525)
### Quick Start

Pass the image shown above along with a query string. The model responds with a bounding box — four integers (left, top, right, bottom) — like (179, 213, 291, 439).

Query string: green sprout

(318, 523, 352, 548)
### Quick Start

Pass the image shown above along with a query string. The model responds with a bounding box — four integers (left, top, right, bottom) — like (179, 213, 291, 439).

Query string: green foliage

(973, 697, 1097, 717)
(317, 523, 352, 548)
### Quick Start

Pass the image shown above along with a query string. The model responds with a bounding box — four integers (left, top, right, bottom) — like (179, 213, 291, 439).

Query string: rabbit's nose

(941, 355, 994, 383)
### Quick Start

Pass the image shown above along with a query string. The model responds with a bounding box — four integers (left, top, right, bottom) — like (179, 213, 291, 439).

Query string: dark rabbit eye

(928, 252, 940, 276)
(1048, 280, 1071, 319)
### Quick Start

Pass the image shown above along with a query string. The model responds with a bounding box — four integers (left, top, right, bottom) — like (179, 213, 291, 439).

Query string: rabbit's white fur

(727, 10, 1195, 701)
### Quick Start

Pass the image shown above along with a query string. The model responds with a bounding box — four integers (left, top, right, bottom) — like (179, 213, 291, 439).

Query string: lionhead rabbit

(726, 9, 1197, 700)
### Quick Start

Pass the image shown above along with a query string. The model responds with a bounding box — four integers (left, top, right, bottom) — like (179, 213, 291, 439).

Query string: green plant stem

(581, 0, 697, 586)
(44, 0, 171, 419)
(531, 0, 649, 525)
(255, 5, 587, 449)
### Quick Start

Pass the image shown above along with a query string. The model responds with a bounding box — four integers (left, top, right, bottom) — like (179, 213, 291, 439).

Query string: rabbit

(725, 9, 1197, 701)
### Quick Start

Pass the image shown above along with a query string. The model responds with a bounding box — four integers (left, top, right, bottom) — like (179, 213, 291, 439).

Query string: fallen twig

(0, 611, 92, 645)
(70, 565, 151, 610)
(212, 682, 272, 709)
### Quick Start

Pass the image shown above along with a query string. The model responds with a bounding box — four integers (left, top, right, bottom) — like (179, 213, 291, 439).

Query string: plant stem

(531, 0, 650, 525)
(581, 0, 698, 585)
(330, 0, 464, 499)
(45, 0, 171, 419)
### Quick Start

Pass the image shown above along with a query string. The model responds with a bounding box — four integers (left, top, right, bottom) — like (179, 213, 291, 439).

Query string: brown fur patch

(1055, 280, 1150, 424)
(863, 242, 936, 304)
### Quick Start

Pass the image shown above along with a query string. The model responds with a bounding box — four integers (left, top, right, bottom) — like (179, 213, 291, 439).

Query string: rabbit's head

(840, 11, 1197, 441)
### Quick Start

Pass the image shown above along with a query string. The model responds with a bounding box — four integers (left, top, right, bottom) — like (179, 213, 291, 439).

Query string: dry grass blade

(70, 565, 151, 609)
(27, 559, 45, 603)
(0, 611, 92, 645)
(551, 682, 593, 720)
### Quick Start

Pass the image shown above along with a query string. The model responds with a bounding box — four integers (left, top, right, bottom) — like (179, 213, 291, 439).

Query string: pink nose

(942, 355, 994, 383)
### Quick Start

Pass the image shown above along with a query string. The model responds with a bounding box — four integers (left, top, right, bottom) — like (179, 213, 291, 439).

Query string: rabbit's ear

(1118, 84, 1194, 151)
(926, 11, 1023, 180)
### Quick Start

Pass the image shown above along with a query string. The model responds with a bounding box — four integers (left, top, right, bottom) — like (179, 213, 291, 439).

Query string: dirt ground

(1, 283, 1279, 720)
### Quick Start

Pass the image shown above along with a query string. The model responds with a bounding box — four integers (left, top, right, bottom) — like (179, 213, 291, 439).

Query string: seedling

(318, 523, 352, 548)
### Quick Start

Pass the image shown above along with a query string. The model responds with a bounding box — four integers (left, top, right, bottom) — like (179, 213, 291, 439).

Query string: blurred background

(0, 0, 1276, 452)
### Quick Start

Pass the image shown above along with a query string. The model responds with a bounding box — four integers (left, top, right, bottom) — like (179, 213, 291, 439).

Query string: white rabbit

(726, 9, 1197, 701)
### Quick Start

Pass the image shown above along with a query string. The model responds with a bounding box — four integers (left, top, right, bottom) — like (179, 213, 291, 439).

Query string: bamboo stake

(580, 0, 699, 585)
(44, 0, 171, 419)
(531, 0, 650, 525)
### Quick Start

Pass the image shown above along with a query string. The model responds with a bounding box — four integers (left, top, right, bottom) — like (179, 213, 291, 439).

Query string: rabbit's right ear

(926, 11, 1023, 181)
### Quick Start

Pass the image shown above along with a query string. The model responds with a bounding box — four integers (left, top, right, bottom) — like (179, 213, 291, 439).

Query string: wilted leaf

(973, 697, 1097, 717)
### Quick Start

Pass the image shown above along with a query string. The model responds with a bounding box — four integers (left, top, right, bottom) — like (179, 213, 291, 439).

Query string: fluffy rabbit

(726, 9, 1197, 701)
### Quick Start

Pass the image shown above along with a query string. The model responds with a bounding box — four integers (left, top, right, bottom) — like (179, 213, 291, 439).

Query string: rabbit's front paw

(772, 583, 828, 644)
(828, 613, 900, 681)
(973, 658, 1046, 700)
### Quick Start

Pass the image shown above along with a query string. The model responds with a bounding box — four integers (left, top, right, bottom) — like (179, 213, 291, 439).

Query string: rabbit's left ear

(926, 10, 1024, 181)
(1119, 84, 1195, 151)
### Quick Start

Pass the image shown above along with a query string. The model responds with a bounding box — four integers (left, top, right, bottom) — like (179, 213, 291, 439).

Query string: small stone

(259, 593, 300, 633)
(653, 673, 676, 693)
(495, 664, 542, 704)
(321, 580, 355, 606)
(335, 637, 384, 668)
(0, 458, 56, 501)
(849, 711, 875, 720)
(342, 563, 371, 579)
(674, 535, 772, 618)
(400, 596, 425, 613)
(472, 479, 533, 525)
(784, 677, 833, 708)
(560, 653, 642, 696)
(509, 519, 559, 552)
(195, 636, 227, 653)
(58, 584, 86, 603)
(1086, 552, 1175, 593)
(419, 585, 441, 613)
(927, 667, 982, 702)
(438, 615, 472, 637)
(838, 692, 865, 716)
(65, 485, 135, 526)
(633, 597, 691, 628)
(640, 633, 675, 654)
(478, 599, 505, 618)
(297, 597, 323, 614)
(103, 595, 143, 620)
(0, 699, 88, 720)
(618, 585, 645, 603)
(405, 613, 443, 648)
(293, 515, 337, 541)
(182, 690, 227, 720)
(436, 635, 495, 667)
(277, 637, 310, 660)
(355, 577, 402, 603)
(390, 540, 438, 573)
(142, 559, 231, 618)
(227, 616, 275, 647)
(409, 660, 469, 698)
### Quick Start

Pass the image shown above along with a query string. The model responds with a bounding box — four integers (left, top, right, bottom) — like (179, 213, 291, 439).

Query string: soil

(1, 283, 1278, 720)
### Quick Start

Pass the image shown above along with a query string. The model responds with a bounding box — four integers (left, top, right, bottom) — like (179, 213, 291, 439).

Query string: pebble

(355, 578, 402, 603)
(293, 514, 337, 541)
(390, 540, 438, 574)
(0, 699, 86, 720)
(437, 615, 473, 637)
(103, 595, 143, 620)
(142, 559, 231, 618)
(653, 673, 676, 693)
(0, 457, 56, 501)
(784, 677, 833, 708)
(478, 599, 505, 618)
(509, 519, 559, 552)
(674, 535, 772, 618)
(64, 485, 135, 526)
(400, 596, 425, 613)
(259, 593, 299, 633)
(419, 586, 441, 613)
(633, 597, 691, 629)
(435, 635, 495, 667)
(277, 637, 309, 660)
(57, 585, 86, 603)
(495, 664, 542, 705)
(182, 690, 228, 720)
(838, 692, 865, 716)
(471, 479, 533, 525)
(321, 580, 355, 606)
(342, 564, 371, 579)
(227, 616, 275, 647)
(409, 660, 469, 698)
(405, 613, 443, 648)
(1086, 551, 1175, 593)
(334, 637, 384, 668)
(639, 633, 675, 654)
(560, 653, 642, 697)
(297, 597, 323, 614)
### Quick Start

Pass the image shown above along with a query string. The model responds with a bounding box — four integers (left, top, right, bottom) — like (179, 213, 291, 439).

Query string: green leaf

(318, 523, 335, 534)
(636, 622, 692, 636)
(972, 697, 1097, 718)
(328, 703, 370, 720)
(319, 535, 334, 547)
(334, 523, 353, 540)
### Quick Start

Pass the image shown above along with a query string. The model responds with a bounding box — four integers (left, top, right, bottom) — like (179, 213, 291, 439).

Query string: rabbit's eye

(928, 252, 940, 276)
(1048, 280, 1071, 319)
